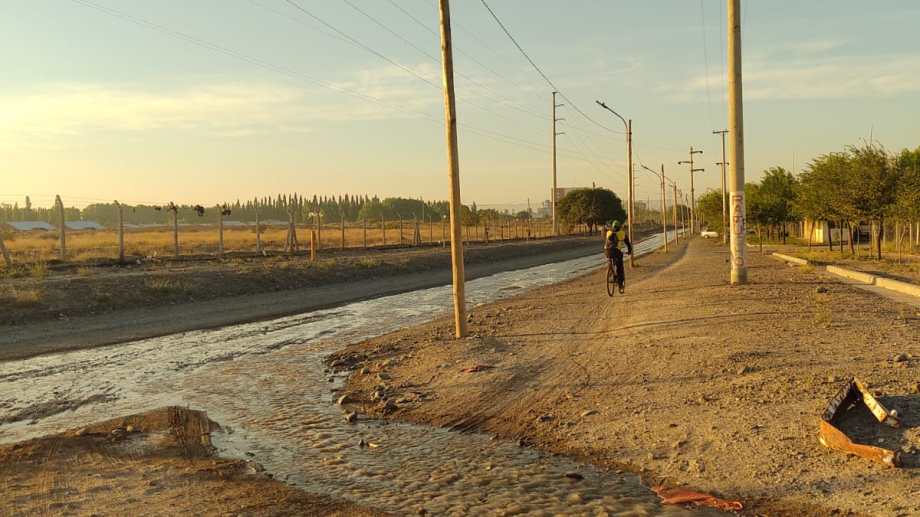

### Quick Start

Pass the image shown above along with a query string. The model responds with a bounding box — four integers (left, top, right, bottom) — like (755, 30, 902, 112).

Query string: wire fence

(1, 217, 595, 266)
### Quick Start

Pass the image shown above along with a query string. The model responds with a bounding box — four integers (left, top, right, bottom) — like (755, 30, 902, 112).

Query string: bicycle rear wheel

(606, 263, 616, 297)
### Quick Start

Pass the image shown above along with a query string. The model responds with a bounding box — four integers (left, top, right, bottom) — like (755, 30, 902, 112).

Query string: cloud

(660, 53, 920, 102)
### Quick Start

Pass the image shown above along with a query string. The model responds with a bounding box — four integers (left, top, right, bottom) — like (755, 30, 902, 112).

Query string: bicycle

(606, 258, 619, 297)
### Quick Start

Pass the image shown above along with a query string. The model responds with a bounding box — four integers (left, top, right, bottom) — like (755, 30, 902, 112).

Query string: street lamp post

(595, 100, 634, 267)
(640, 164, 669, 253)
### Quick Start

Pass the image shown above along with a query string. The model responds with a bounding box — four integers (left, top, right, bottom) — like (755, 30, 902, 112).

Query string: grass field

(2, 220, 564, 264)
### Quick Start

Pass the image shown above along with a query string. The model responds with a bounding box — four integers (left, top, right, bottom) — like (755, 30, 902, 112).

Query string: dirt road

(332, 239, 920, 516)
(0, 236, 603, 361)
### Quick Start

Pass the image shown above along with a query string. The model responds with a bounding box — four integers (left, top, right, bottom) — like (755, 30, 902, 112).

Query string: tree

(556, 188, 625, 232)
(758, 167, 798, 243)
(847, 143, 898, 259)
(696, 189, 724, 233)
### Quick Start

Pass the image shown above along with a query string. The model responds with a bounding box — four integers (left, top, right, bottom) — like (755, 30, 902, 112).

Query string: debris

(736, 365, 750, 375)
(125, 425, 135, 433)
(815, 286, 829, 293)
(336, 394, 351, 405)
(580, 410, 598, 417)
(344, 412, 357, 424)
(893, 353, 909, 363)
(381, 400, 398, 414)
(537, 414, 553, 422)
(819, 377, 902, 467)
(651, 484, 743, 511)
(564, 472, 584, 481)
(461, 364, 495, 373)
(359, 367, 370, 375)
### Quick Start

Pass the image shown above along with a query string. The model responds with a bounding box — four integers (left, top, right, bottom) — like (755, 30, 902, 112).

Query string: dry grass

(2, 287, 44, 306)
(6, 221, 558, 264)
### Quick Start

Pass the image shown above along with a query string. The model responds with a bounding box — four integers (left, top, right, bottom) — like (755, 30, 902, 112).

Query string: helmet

(611, 220, 621, 231)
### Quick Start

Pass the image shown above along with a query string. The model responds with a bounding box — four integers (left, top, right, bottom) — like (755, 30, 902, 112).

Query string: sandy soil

(331, 238, 920, 516)
(0, 407, 382, 517)
(0, 236, 606, 361)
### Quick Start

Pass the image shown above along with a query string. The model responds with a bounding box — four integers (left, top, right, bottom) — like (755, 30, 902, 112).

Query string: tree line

(697, 142, 920, 258)
(0, 194, 538, 228)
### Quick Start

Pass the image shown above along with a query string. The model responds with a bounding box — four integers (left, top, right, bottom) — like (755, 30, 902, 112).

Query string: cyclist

(604, 221, 632, 294)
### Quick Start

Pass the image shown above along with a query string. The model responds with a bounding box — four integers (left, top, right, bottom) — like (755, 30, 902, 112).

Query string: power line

(478, 0, 623, 136)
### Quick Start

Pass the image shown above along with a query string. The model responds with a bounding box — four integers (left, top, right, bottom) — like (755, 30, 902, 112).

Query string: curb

(771, 253, 809, 266)
(873, 276, 920, 298)
(826, 265, 876, 285)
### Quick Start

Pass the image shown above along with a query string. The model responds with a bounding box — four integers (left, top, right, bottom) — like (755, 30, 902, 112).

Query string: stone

(382, 400, 398, 414)
(893, 353, 909, 363)
(337, 394, 351, 405)
(345, 412, 357, 424)
(537, 414, 553, 422)
(564, 472, 584, 481)
(736, 365, 750, 375)
(125, 425, 135, 433)
(377, 372, 391, 381)
(359, 366, 370, 375)
(815, 286, 829, 294)
(580, 410, 598, 417)
(358, 438, 368, 448)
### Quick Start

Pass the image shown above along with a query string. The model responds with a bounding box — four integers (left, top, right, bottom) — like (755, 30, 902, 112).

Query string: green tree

(758, 167, 798, 243)
(556, 188, 625, 232)
(696, 189, 724, 233)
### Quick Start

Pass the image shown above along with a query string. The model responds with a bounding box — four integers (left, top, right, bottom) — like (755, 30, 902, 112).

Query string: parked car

(700, 230, 718, 238)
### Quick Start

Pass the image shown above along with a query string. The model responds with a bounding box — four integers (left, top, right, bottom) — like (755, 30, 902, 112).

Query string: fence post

(341, 213, 345, 250)
(171, 204, 179, 258)
(255, 211, 262, 255)
(218, 207, 225, 257)
(56, 195, 66, 260)
(0, 227, 12, 268)
(363, 217, 367, 249)
(116, 200, 125, 263)
(310, 230, 316, 261)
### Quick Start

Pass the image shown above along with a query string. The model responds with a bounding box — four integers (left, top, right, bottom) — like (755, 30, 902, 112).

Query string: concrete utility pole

(727, 0, 748, 284)
(678, 147, 704, 235)
(596, 100, 634, 266)
(168, 202, 179, 258)
(438, 0, 467, 338)
(552, 91, 564, 236)
(668, 180, 679, 244)
(115, 200, 125, 263)
(713, 129, 729, 244)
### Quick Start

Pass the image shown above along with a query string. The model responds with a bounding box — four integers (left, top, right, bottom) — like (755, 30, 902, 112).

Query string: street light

(595, 100, 634, 267)
(639, 164, 670, 252)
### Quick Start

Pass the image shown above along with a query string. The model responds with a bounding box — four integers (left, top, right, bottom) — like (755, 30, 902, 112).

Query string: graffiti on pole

(730, 191, 745, 267)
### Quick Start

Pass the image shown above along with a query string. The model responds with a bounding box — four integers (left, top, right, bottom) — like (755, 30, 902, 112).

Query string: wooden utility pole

(552, 91, 564, 236)
(115, 200, 125, 263)
(713, 129, 729, 244)
(728, 0, 748, 284)
(56, 195, 66, 260)
(438, 0, 467, 338)
(678, 147, 704, 235)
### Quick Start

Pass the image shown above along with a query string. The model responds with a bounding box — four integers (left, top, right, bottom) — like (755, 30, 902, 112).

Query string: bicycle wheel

(606, 263, 616, 297)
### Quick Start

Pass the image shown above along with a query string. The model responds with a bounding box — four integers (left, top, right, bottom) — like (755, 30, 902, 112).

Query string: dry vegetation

(4, 220, 557, 264)
(773, 243, 920, 284)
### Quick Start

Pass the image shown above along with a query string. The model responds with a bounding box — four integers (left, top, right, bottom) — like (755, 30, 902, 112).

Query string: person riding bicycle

(604, 221, 632, 293)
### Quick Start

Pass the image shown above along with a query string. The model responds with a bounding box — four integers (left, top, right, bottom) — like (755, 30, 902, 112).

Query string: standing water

(0, 233, 713, 515)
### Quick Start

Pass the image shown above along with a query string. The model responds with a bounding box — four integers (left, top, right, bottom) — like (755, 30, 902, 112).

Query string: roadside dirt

(0, 406, 382, 516)
(0, 236, 604, 362)
(331, 239, 920, 516)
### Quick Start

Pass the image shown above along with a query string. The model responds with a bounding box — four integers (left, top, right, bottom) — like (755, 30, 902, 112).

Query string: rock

(358, 438, 368, 448)
(827, 375, 840, 383)
(337, 394, 351, 405)
(382, 400, 398, 414)
(75, 427, 87, 437)
(345, 412, 357, 424)
(125, 425, 135, 433)
(377, 372, 391, 381)
(537, 414, 553, 422)
(913, 382, 920, 394)
(815, 286, 829, 294)
(371, 390, 386, 402)
(893, 353, 909, 363)
(359, 367, 370, 375)
(564, 472, 584, 481)
(736, 365, 750, 375)
(580, 410, 598, 418)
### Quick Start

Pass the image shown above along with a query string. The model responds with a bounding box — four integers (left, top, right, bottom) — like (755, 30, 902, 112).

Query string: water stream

(0, 232, 714, 515)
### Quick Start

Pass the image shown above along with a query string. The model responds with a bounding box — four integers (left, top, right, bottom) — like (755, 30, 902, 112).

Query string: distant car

(700, 230, 718, 238)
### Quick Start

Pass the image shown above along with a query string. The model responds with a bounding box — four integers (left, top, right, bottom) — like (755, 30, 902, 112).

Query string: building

(5, 221, 55, 232)
(65, 221, 104, 231)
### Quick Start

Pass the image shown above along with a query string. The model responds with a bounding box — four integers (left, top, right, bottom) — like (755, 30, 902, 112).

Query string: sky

(2, 0, 919, 210)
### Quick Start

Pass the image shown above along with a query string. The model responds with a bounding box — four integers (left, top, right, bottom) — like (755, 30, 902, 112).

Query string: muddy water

(0, 233, 712, 515)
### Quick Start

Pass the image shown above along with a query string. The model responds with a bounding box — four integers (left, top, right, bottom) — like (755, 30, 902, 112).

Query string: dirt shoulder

(331, 238, 920, 516)
(0, 236, 602, 362)
(0, 406, 383, 516)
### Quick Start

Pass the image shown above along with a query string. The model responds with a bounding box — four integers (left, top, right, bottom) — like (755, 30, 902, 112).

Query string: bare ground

(330, 238, 920, 516)
(0, 407, 382, 516)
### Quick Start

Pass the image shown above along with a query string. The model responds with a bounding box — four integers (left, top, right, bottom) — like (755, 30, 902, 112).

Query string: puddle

(0, 233, 712, 515)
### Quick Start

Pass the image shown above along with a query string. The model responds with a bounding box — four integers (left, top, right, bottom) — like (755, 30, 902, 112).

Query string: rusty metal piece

(819, 377, 901, 467)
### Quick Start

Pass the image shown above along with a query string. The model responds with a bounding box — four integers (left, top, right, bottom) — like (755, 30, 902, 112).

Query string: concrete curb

(826, 265, 876, 285)
(771, 252, 809, 266)
(873, 276, 920, 298)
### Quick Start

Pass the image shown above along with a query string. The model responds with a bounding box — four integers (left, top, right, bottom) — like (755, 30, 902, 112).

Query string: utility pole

(56, 195, 66, 260)
(596, 100, 634, 266)
(669, 180, 679, 244)
(678, 147, 704, 234)
(713, 129, 729, 245)
(641, 164, 669, 253)
(116, 200, 125, 263)
(438, 0, 466, 338)
(727, 0, 748, 284)
(552, 91, 564, 236)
